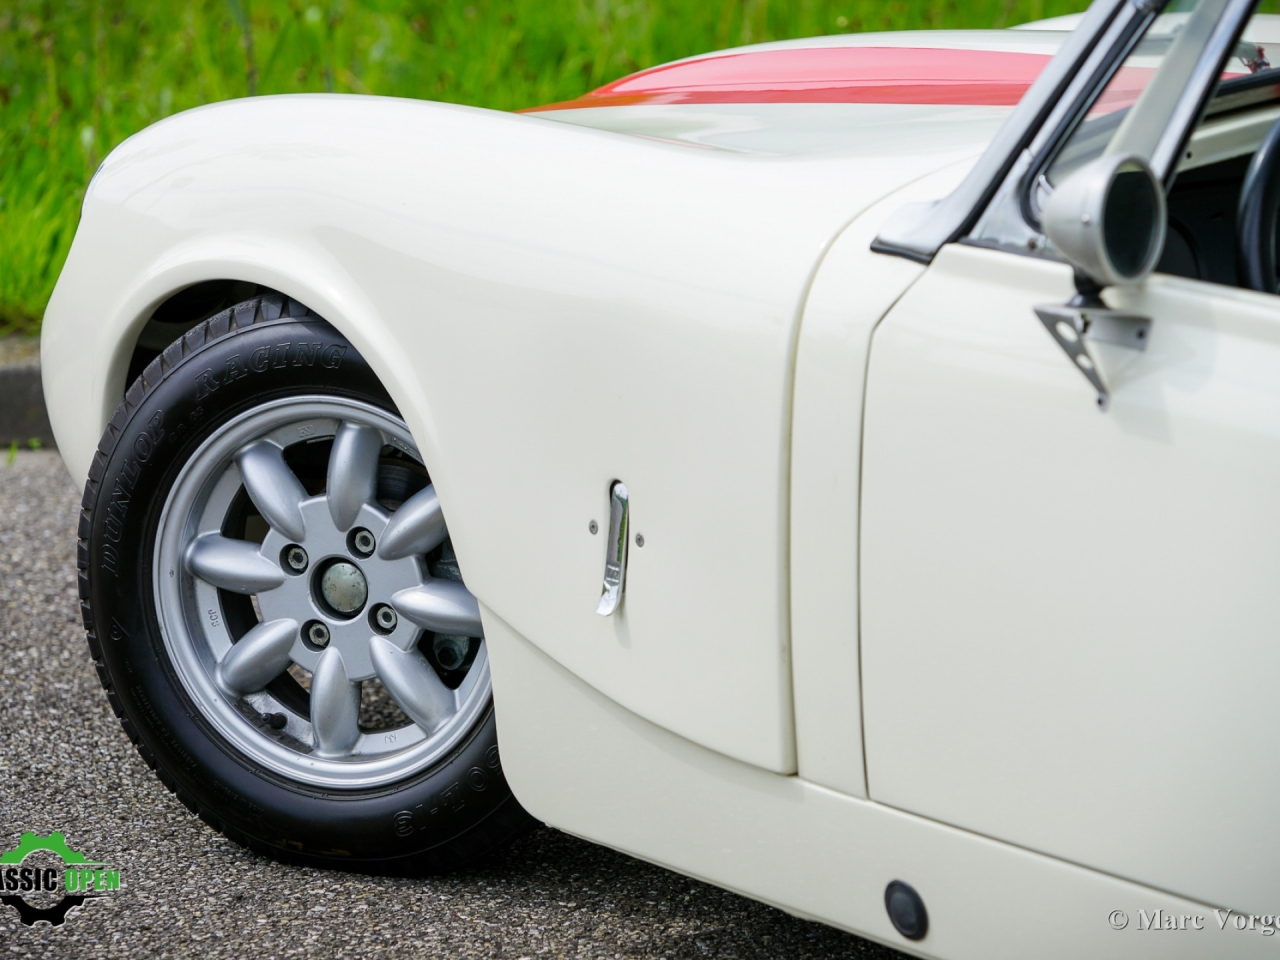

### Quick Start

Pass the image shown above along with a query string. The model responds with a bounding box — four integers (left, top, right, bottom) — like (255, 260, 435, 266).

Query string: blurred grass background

(1, 0, 1091, 335)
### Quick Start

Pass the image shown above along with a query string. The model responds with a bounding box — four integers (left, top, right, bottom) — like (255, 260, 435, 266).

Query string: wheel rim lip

(153, 395, 491, 790)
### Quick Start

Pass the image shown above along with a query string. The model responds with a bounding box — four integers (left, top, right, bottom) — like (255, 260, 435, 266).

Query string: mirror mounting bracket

(1035, 274, 1151, 412)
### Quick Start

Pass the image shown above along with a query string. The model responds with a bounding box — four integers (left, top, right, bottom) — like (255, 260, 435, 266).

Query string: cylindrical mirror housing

(1041, 153, 1166, 287)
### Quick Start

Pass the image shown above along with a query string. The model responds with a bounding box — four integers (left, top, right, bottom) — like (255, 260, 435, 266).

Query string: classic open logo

(0, 832, 119, 926)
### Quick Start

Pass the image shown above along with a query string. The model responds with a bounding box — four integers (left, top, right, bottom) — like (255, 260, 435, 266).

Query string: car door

(860, 241, 1280, 913)
(858, 0, 1280, 914)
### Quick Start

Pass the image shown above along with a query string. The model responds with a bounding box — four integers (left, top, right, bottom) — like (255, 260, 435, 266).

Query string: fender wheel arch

(80, 291, 537, 874)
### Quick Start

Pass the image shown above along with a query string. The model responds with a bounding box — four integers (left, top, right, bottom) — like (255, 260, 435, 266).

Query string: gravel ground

(0, 450, 907, 960)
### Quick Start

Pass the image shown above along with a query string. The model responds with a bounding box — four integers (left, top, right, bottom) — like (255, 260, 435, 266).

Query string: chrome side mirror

(1035, 154, 1164, 411)
(1041, 153, 1166, 287)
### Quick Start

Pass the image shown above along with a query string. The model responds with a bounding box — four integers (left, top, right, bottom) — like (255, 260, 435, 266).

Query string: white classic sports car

(41, 0, 1280, 955)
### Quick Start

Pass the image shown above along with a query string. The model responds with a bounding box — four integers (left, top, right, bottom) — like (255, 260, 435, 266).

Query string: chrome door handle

(596, 481, 629, 616)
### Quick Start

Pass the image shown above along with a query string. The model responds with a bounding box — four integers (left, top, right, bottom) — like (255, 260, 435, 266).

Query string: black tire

(77, 293, 534, 873)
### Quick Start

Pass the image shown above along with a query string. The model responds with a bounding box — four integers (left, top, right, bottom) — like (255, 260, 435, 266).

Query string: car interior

(1158, 70, 1280, 286)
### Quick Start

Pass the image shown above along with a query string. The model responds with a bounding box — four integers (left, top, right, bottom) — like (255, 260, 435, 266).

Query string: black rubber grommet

(885, 880, 928, 941)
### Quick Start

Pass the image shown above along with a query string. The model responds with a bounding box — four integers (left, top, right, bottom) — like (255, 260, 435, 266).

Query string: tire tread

(78, 297, 316, 854)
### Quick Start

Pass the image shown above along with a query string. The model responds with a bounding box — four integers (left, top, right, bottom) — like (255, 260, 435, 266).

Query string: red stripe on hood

(530, 46, 1055, 110)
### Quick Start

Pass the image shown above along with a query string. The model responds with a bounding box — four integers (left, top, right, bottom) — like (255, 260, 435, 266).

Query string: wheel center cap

(319, 561, 368, 615)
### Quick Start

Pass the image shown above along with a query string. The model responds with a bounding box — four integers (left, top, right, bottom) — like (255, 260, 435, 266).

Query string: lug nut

(306, 621, 331, 648)
(351, 528, 376, 557)
(371, 604, 398, 633)
(283, 544, 309, 573)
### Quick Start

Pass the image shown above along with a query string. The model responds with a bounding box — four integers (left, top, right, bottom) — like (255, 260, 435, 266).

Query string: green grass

(0, 0, 1089, 335)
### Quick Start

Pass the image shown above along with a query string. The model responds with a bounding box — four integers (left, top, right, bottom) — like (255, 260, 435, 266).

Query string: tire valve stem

(264, 712, 288, 730)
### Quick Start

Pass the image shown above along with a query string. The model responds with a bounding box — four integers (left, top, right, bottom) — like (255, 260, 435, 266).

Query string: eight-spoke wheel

(159, 398, 490, 784)
(79, 295, 533, 871)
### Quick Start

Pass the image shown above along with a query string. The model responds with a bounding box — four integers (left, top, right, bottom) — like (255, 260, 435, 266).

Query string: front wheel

(78, 294, 532, 872)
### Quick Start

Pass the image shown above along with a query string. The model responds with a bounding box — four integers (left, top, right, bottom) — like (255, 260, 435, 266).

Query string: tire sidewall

(87, 316, 512, 868)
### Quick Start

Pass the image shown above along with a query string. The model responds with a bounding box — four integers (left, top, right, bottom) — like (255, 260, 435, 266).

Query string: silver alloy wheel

(153, 396, 490, 789)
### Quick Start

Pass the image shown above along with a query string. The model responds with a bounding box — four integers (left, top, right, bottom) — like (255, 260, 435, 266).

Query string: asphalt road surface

(1, 450, 908, 960)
